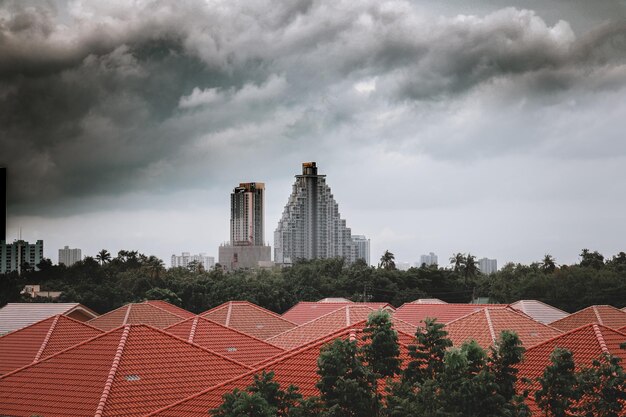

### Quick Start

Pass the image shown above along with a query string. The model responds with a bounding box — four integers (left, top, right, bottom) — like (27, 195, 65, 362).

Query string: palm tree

(450, 253, 465, 273)
(541, 254, 556, 273)
(96, 249, 111, 265)
(378, 250, 396, 270)
(464, 253, 479, 280)
(143, 256, 165, 279)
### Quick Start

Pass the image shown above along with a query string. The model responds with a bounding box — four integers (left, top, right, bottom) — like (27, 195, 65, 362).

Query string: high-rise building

(478, 257, 498, 275)
(419, 252, 438, 267)
(171, 252, 215, 270)
(219, 182, 271, 270)
(1, 239, 44, 274)
(58, 246, 82, 267)
(352, 235, 371, 265)
(274, 162, 363, 265)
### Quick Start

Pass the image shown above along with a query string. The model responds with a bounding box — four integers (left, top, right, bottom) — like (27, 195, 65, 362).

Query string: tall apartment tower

(58, 246, 82, 267)
(230, 182, 265, 246)
(1, 239, 44, 274)
(274, 162, 362, 265)
(218, 182, 271, 270)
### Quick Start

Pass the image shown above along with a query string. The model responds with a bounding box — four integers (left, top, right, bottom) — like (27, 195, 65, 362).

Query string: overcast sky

(1, 0, 625, 267)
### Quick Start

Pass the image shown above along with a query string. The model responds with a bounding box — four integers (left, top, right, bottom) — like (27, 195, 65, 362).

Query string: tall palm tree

(464, 253, 479, 281)
(541, 254, 556, 273)
(450, 253, 465, 273)
(96, 249, 111, 265)
(378, 250, 396, 270)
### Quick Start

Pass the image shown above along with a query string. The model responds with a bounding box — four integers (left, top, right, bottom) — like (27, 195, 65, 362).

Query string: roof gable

(200, 301, 296, 340)
(549, 305, 626, 332)
(0, 324, 251, 417)
(445, 308, 562, 349)
(164, 316, 285, 365)
(393, 303, 507, 326)
(88, 303, 187, 331)
(267, 305, 375, 350)
(282, 301, 394, 325)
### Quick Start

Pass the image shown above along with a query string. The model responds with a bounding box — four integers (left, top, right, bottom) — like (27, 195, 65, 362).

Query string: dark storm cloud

(1, 0, 625, 215)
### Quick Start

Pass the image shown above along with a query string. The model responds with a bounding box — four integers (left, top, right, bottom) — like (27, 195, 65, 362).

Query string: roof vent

(256, 324, 265, 329)
(226, 347, 237, 352)
(125, 374, 141, 381)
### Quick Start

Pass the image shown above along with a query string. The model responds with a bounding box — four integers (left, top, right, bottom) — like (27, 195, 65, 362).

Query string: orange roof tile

(200, 301, 297, 340)
(0, 324, 252, 417)
(517, 324, 626, 415)
(0, 314, 103, 375)
(164, 316, 285, 366)
(549, 305, 626, 332)
(509, 300, 569, 324)
(0, 302, 99, 334)
(282, 301, 394, 324)
(88, 302, 187, 331)
(143, 300, 196, 318)
(393, 303, 508, 326)
(267, 305, 376, 350)
(445, 308, 562, 349)
(148, 325, 412, 417)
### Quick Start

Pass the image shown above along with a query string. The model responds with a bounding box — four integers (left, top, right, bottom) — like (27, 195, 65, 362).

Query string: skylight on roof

(256, 324, 265, 329)
(226, 347, 237, 352)
(125, 374, 141, 381)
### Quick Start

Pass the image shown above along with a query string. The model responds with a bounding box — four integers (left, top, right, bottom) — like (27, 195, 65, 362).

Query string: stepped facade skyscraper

(274, 162, 365, 265)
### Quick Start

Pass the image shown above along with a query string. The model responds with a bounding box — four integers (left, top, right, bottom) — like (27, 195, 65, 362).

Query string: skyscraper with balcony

(219, 182, 271, 270)
(274, 162, 363, 265)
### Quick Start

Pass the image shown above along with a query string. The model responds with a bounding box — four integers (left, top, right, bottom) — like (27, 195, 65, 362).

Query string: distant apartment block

(274, 162, 364, 265)
(1, 239, 44, 274)
(58, 246, 82, 267)
(351, 235, 370, 265)
(419, 252, 438, 267)
(171, 252, 215, 270)
(219, 182, 271, 270)
(478, 257, 498, 275)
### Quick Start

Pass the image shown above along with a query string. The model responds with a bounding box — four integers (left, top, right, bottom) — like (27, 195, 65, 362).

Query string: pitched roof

(200, 301, 297, 340)
(268, 305, 376, 350)
(87, 302, 188, 331)
(282, 301, 394, 325)
(142, 300, 196, 318)
(0, 302, 99, 334)
(393, 303, 508, 326)
(164, 316, 285, 366)
(0, 314, 103, 375)
(509, 300, 569, 324)
(549, 305, 626, 332)
(411, 298, 447, 304)
(0, 324, 252, 417)
(148, 325, 412, 417)
(445, 307, 562, 349)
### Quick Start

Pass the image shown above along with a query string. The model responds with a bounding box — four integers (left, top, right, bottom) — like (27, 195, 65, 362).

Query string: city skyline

(2, 1, 626, 267)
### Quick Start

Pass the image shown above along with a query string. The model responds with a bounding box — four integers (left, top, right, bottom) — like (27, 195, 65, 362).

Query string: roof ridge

(225, 302, 233, 327)
(122, 304, 132, 325)
(524, 323, 618, 352)
(592, 324, 610, 354)
(87, 303, 130, 324)
(484, 308, 497, 345)
(188, 317, 199, 344)
(94, 325, 131, 417)
(33, 315, 60, 362)
(141, 300, 188, 319)
(592, 305, 603, 325)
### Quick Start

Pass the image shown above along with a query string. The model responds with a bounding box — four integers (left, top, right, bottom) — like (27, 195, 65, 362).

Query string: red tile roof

(0, 302, 99, 334)
(148, 325, 412, 417)
(267, 305, 376, 350)
(549, 305, 626, 332)
(143, 300, 196, 318)
(445, 308, 562, 349)
(393, 303, 508, 326)
(0, 324, 252, 417)
(87, 302, 188, 331)
(517, 324, 626, 415)
(0, 314, 103, 375)
(200, 301, 297, 340)
(509, 300, 569, 324)
(282, 301, 394, 324)
(164, 316, 285, 366)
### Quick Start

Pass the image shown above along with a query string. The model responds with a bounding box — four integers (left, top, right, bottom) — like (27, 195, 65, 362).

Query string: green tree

(403, 318, 453, 386)
(535, 348, 579, 417)
(580, 249, 605, 269)
(577, 353, 626, 417)
(541, 254, 557, 274)
(378, 250, 396, 270)
(361, 310, 400, 379)
(96, 249, 111, 265)
(450, 252, 465, 273)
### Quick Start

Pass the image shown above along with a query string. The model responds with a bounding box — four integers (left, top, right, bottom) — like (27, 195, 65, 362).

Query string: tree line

(212, 310, 626, 417)
(0, 248, 625, 314)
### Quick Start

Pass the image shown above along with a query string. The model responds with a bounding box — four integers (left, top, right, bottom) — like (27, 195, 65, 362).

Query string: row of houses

(1, 298, 626, 416)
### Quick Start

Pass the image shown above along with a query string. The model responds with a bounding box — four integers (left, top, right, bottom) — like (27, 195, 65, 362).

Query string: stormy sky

(1, 0, 626, 267)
